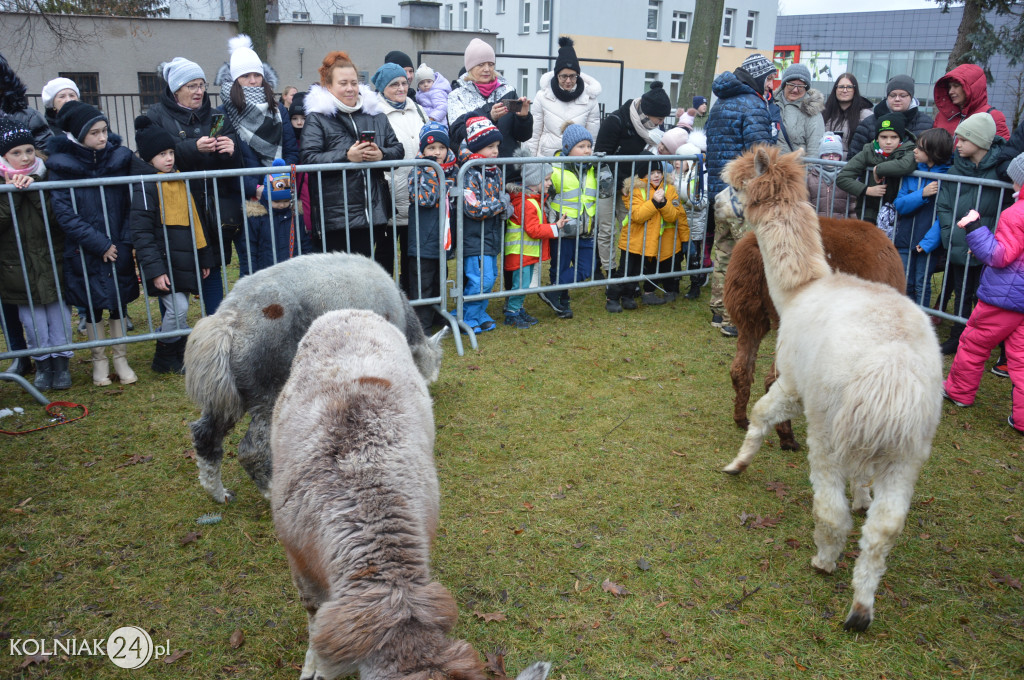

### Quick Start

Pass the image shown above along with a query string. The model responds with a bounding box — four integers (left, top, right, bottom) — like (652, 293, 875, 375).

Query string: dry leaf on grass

(766, 481, 790, 499)
(229, 628, 245, 648)
(19, 653, 49, 668)
(179, 531, 202, 546)
(484, 647, 508, 678)
(115, 454, 153, 469)
(602, 579, 629, 596)
(163, 650, 189, 664)
(473, 611, 506, 622)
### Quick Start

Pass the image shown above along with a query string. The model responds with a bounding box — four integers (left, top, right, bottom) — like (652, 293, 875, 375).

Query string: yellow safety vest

(551, 161, 598, 220)
(504, 196, 543, 258)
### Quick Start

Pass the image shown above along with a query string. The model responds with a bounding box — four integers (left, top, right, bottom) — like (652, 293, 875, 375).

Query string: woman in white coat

(527, 37, 602, 158)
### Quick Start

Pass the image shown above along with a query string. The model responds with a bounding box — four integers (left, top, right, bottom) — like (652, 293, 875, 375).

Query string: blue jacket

(705, 70, 780, 197)
(46, 133, 140, 311)
(892, 161, 951, 250)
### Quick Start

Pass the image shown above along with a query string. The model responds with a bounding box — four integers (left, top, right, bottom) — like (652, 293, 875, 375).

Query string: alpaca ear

(753, 147, 772, 177)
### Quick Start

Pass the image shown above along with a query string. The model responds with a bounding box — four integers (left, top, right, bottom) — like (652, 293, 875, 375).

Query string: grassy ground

(1, 282, 1022, 679)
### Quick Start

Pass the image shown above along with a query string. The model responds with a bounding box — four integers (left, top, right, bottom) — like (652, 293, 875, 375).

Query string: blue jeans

(200, 266, 224, 315)
(549, 236, 595, 285)
(899, 248, 934, 307)
(463, 254, 498, 329)
(506, 264, 535, 314)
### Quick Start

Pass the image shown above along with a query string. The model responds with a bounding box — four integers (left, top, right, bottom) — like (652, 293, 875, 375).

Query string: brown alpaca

(725, 217, 906, 450)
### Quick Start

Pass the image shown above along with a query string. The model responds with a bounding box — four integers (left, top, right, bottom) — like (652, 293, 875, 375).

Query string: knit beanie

(560, 123, 593, 156)
(677, 142, 701, 159)
(228, 34, 264, 82)
(465, 116, 502, 152)
(661, 127, 689, 154)
(134, 115, 177, 162)
(288, 92, 306, 118)
(0, 118, 34, 155)
(955, 112, 996, 151)
(886, 74, 915, 98)
(640, 81, 671, 118)
(419, 121, 450, 152)
(739, 53, 777, 92)
(41, 77, 80, 110)
(1007, 152, 1024, 187)
(464, 38, 496, 72)
(160, 57, 206, 94)
(57, 100, 107, 143)
(876, 112, 907, 141)
(384, 50, 414, 71)
(413, 64, 435, 89)
(692, 95, 707, 109)
(372, 62, 407, 93)
(520, 153, 550, 189)
(818, 132, 845, 159)
(779, 63, 811, 88)
(677, 111, 695, 131)
(553, 36, 581, 75)
(635, 152, 657, 180)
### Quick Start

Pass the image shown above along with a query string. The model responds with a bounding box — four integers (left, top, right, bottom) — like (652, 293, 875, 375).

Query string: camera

(358, 130, 376, 144)
(503, 99, 522, 113)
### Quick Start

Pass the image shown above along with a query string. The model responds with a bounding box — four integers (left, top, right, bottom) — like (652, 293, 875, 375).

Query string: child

(807, 132, 856, 218)
(540, 123, 597, 319)
(504, 156, 566, 328)
(130, 116, 214, 374)
(837, 112, 917, 224)
(46, 100, 140, 386)
(893, 127, 953, 307)
(414, 63, 451, 124)
(0, 119, 72, 391)
(407, 122, 458, 333)
(287, 92, 314, 241)
(459, 116, 510, 334)
(942, 152, 1024, 433)
(606, 154, 681, 312)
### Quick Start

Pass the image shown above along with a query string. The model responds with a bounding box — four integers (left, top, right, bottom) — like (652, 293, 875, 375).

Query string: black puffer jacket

(595, 98, 661, 194)
(0, 55, 53, 149)
(300, 84, 404, 233)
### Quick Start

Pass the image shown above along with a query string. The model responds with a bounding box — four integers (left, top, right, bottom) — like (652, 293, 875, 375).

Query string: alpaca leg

(294, 570, 328, 680)
(723, 378, 802, 475)
(844, 466, 918, 632)
(730, 331, 761, 429)
(850, 476, 873, 514)
(237, 407, 274, 501)
(807, 434, 853, 575)
(764, 361, 800, 451)
(190, 411, 239, 503)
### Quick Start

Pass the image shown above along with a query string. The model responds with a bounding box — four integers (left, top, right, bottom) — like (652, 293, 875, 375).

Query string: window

(539, 0, 550, 32)
(475, 0, 483, 28)
(292, 11, 309, 21)
(496, 38, 505, 53)
(644, 72, 659, 92)
(669, 73, 683, 106)
(380, 15, 395, 24)
(445, 4, 453, 29)
(496, 0, 505, 13)
(647, 0, 660, 40)
(519, 0, 530, 33)
(459, 2, 467, 28)
(536, 68, 546, 91)
(59, 72, 99, 106)
(745, 11, 757, 48)
(722, 8, 735, 46)
(333, 13, 361, 25)
(138, 72, 161, 110)
(518, 69, 529, 97)
(670, 11, 690, 42)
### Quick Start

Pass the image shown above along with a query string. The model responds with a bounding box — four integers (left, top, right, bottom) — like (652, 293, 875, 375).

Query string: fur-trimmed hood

(0, 54, 29, 114)
(622, 174, 659, 197)
(775, 87, 825, 117)
(303, 83, 382, 117)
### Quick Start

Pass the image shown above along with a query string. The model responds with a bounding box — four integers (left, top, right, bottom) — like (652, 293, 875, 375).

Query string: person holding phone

(145, 56, 241, 313)
(301, 51, 404, 273)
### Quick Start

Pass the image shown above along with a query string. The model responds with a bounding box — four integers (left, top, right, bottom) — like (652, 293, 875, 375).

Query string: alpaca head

(721, 144, 809, 219)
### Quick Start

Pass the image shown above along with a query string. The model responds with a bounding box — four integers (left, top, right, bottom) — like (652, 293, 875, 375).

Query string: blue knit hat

(419, 122, 450, 152)
(371, 62, 407, 94)
(561, 123, 593, 156)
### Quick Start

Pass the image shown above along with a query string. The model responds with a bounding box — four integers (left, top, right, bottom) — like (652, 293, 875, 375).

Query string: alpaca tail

(312, 581, 458, 666)
(184, 310, 244, 423)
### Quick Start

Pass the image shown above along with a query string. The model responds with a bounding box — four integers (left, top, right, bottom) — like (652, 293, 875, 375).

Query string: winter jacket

(806, 166, 856, 218)
(377, 93, 430, 226)
(966, 192, 1024, 313)
(850, 99, 933, 157)
(823, 96, 872, 154)
(45, 133, 140, 311)
(447, 74, 534, 161)
(595, 98, 663, 194)
(892, 161, 951, 250)
(619, 176, 686, 260)
(997, 119, 1024, 180)
(774, 87, 825, 158)
(550, 155, 598, 234)
(0, 57, 53, 149)
(836, 140, 917, 223)
(504, 186, 558, 270)
(130, 163, 215, 297)
(407, 149, 458, 259)
(0, 163, 64, 305)
(932, 64, 1010, 141)
(458, 144, 508, 257)
(527, 71, 602, 158)
(300, 84, 404, 233)
(0, 110, 51, 151)
(936, 137, 1008, 266)
(705, 69, 780, 197)
(414, 72, 452, 124)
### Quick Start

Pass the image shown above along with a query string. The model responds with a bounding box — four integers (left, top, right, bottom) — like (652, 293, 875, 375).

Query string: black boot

(684, 277, 702, 300)
(51, 356, 72, 390)
(152, 340, 184, 374)
(3, 356, 33, 376)
(940, 324, 964, 356)
(174, 338, 187, 375)
(33, 357, 53, 391)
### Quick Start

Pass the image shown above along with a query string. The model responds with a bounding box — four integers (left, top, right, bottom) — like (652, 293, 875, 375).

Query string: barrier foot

(0, 372, 50, 406)
(435, 309, 465, 357)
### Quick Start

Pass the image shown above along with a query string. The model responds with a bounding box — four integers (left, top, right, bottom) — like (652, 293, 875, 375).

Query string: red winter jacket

(933, 64, 1010, 141)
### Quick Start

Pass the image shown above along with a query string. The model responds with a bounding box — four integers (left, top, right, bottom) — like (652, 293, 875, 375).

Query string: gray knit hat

(521, 157, 550, 189)
(1005, 152, 1024, 187)
(955, 112, 996, 151)
(818, 132, 845, 160)
(779, 63, 811, 88)
(160, 57, 206, 94)
(886, 74, 915, 97)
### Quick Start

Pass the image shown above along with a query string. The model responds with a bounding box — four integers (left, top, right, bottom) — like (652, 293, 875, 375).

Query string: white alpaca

(720, 146, 943, 632)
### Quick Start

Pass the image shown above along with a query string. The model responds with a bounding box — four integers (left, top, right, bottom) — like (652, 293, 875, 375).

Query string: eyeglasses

(835, 85, 854, 91)
(784, 82, 807, 92)
(557, 74, 578, 82)
(888, 91, 911, 100)
(183, 82, 208, 92)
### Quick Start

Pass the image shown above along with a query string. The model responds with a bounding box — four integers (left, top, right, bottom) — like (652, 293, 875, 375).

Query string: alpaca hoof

(735, 417, 750, 430)
(779, 438, 800, 451)
(722, 461, 747, 475)
(843, 603, 872, 632)
(811, 556, 836, 574)
(852, 504, 870, 516)
(208, 487, 235, 504)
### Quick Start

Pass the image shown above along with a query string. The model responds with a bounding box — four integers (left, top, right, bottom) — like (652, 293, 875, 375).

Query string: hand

(490, 102, 508, 120)
(4, 172, 33, 189)
(515, 97, 531, 117)
(361, 142, 383, 162)
(214, 136, 235, 155)
(102, 245, 117, 262)
(915, 245, 924, 253)
(347, 141, 369, 162)
(196, 136, 217, 153)
(256, 184, 264, 201)
(922, 180, 938, 198)
(556, 214, 569, 227)
(957, 209, 981, 229)
(865, 184, 887, 197)
(653, 187, 666, 203)
(201, 268, 210, 279)
(153, 274, 171, 292)
(872, 167, 880, 184)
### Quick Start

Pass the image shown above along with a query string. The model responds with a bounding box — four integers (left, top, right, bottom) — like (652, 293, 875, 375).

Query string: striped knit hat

(465, 116, 502, 152)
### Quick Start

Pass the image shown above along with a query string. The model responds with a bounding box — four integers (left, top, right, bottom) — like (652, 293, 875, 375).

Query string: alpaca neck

(754, 203, 831, 311)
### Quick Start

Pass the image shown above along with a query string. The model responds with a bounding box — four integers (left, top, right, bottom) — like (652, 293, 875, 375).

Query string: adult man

(849, 75, 933, 157)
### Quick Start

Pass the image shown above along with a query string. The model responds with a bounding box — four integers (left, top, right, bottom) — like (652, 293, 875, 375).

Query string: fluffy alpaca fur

(271, 310, 550, 680)
(725, 217, 906, 449)
(720, 146, 942, 632)
(184, 253, 446, 504)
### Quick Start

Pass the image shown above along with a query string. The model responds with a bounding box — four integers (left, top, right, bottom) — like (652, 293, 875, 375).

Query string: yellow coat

(619, 176, 689, 260)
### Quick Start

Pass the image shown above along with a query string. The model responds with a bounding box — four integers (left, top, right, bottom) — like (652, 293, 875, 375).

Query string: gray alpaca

(184, 253, 446, 503)
(271, 310, 550, 680)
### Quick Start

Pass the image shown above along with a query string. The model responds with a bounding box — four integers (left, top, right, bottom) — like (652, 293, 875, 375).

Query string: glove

(559, 219, 580, 238)
(598, 166, 614, 198)
(501, 192, 515, 219)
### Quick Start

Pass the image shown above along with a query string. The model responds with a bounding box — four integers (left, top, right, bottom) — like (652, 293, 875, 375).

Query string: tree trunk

(947, 0, 984, 70)
(237, 0, 268, 60)
(678, 0, 726, 109)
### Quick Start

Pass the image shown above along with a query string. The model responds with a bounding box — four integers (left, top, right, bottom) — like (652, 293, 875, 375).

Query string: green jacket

(937, 137, 1008, 266)
(836, 140, 917, 223)
(0, 169, 64, 306)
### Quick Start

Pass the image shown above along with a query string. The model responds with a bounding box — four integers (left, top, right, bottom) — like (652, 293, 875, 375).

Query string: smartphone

(209, 113, 225, 137)
(359, 130, 376, 144)
(504, 99, 522, 113)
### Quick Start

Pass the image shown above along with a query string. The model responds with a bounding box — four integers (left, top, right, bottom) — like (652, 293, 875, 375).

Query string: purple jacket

(415, 72, 452, 124)
(966, 192, 1024, 313)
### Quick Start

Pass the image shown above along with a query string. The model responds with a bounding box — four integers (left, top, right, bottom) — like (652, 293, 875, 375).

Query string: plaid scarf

(221, 82, 282, 166)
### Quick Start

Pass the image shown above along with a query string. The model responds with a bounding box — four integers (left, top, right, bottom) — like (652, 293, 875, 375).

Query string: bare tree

(939, 0, 1024, 73)
(678, 0, 725, 109)
(236, 0, 268, 58)
(0, 0, 165, 56)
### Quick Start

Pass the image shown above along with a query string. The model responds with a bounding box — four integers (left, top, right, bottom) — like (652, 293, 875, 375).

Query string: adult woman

(773, 63, 825, 158)
(280, 85, 298, 111)
(822, 73, 872, 155)
(215, 35, 300, 276)
(40, 77, 79, 137)
(447, 38, 532, 159)
(145, 57, 241, 314)
(301, 51, 404, 274)
(527, 37, 601, 158)
(933, 64, 1011, 141)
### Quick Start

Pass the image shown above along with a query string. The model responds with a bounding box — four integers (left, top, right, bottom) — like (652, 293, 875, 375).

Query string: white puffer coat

(378, 94, 430, 225)
(774, 88, 826, 159)
(526, 71, 602, 158)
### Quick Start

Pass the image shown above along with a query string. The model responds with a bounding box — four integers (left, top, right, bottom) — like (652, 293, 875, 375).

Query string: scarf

(628, 99, 657, 148)
(551, 76, 584, 103)
(220, 81, 282, 167)
(157, 173, 207, 249)
(383, 95, 407, 110)
(871, 141, 892, 159)
(812, 163, 840, 184)
(331, 91, 363, 115)
(474, 78, 500, 99)
(0, 155, 44, 178)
